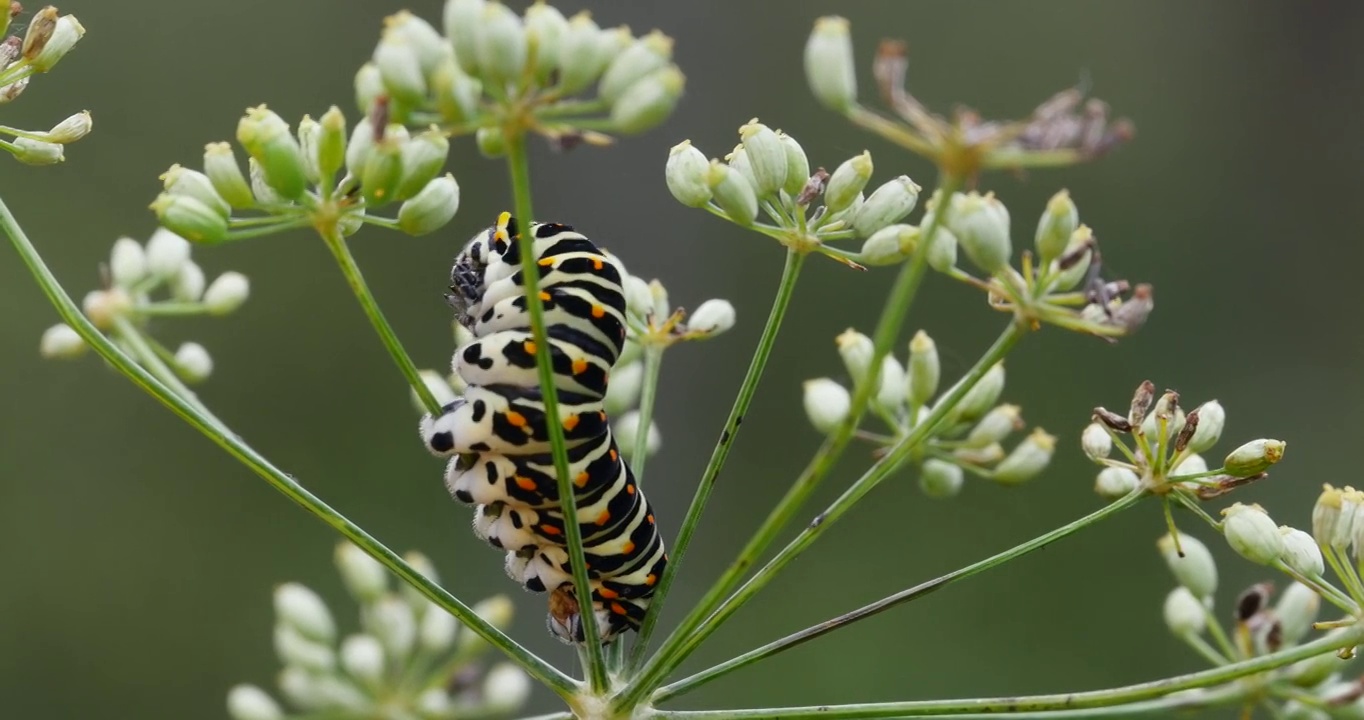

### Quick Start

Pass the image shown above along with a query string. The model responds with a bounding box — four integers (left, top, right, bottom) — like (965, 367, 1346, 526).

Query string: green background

(3, 1, 1362, 717)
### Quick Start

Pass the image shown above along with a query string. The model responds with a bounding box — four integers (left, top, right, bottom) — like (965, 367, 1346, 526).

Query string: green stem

(504, 129, 608, 692)
(654, 490, 1142, 703)
(0, 194, 577, 698)
(618, 175, 966, 709)
(110, 316, 214, 420)
(626, 249, 806, 673)
(630, 344, 665, 483)
(136, 302, 207, 317)
(650, 623, 1363, 718)
(318, 223, 441, 415)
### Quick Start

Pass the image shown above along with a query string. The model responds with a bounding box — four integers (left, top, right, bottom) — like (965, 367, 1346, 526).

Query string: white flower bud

(340, 634, 385, 684)
(525, 2, 567, 81)
(109, 237, 147, 288)
(824, 151, 872, 214)
(923, 219, 959, 273)
(738, 120, 788, 199)
(555, 13, 607, 94)
(604, 361, 645, 417)
(906, 330, 939, 406)
(203, 272, 251, 315)
(1157, 532, 1218, 599)
(944, 362, 1005, 424)
(398, 551, 441, 611)
(145, 229, 192, 278)
(276, 666, 322, 709)
(623, 275, 654, 321)
(26, 12, 85, 72)
(11, 136, 64, 165)
(42, 110, 92, 144)
(648, 279, 670, 320)
(1140, 392, 1185, 441)
(707, 160, 758, 226)
(398, 173, 460, 236)
(665, 140, 712, 208)
(876, 355, 907, 410)
(373, 29, 427, 104)
(991, 428, 1055, 484)
(1224, 439, 1286, 477)
(476, 2, 528, 86)
(610, 66, 685, 134)
(1173, 453, 1209, 478)
(344, 118, 378, 179)
(1222, 503, 1285, 565)
(600, 30, 673, 103)
(1275, 581, 1320, 647)
(82, 289, 131, 330)
(457, 595, 514, 655)
(39, 323, 86, 359)
(484, 663, 532, 710)
(163, 165, 231, 218)
(804, 16, 856, 112)
(859, 224, 917, 266)
(354, 61, 385, 114)
(366, 596, 416, 660)
(1034, 189, 1078, 266)
(1081, 423, 1112, 461)
(272, 624, 335, 672)
(1162, 587, 1207, 637)
(946, 191, 1012, 275)
(919, 458, 964, 499)
(803, 378, 850, 434)
(420, 605, 458, 652)
(274, 583, 336, 642)
(1185, 400, 1225, 455)
(334, 542, 389, 601)
(174, 342, 214, 383)
(967, 405, 1022, 448)
(412, 370, 459, 414)
(204, 142, 255, 210)
(169, 261, 206, 302)
(615, 410, 661, 461)
(444, 0, 486, 73)
(778, 131, 810, 198)
(1094, 466, 1139, 500)
(1279, 527, 1324, 578)
(687, 299, 736, 337)
(852, 176, 921, 238)
(834, 328, 874, 385)
(296, 115, 322, 184)
(386, 10, 447, 75)
(226, 685, 283, 720)
(417, 689, 452, 716)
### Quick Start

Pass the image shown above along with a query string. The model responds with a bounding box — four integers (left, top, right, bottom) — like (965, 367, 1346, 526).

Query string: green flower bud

(1223, 439, 1286, 477)
(476, 126, 506, 157)
(398, 174, 460, 235)
(248, 158, 286, 206)
(1140, 392, 1186, 442)
(922, 214, 959, 272)
(835, 328, 873, 385)
(1222, 502, 1285, 565)
(707, 160, 757, 225)
(1275, 581, 1320, 647)
(360, 138, 403, 206)
(1094, 466, 1139, 500)
(804, 16, 856, 112)
(525, 1, 567, 82)
(150, 193, 229, 244)
(373, 28, 427, 105)
(354, 62, 385, 114)
(226, 685, 283, 720)
(738, 120, 788, 199)
(161, 164, 230, 218)
(431, 59, 483, 124)
(10, 137, 63, 165)
(992, 428, 1055, 484)
(316, 107, 348, 184)
(296, 115, 321, 184)
(42, 110, 92, 144)
(1157, 532, 1217, 599)
(171, 261, 206, 302)
(1034, 189, 1078, 266)
(1162, 587, 1207, 638)
(274, 582, 336, 642)
(334, 541, 388, 601)
(396, 127, 449, 201)
(39, 323, 86, 359)
(109, 238, 147, 288)
(444, 0, 486, 74)
(824, 151, 872, 214)
(955, 443, 1005, 467)
(726, 144, 757, 190)
(906, 330, 939, 406)
(203, 142, 255, 210)
(25, 11, 84, 73)
(340, 634, 385, 684)
(876, 355, 907, 409)
(804, 378, 851, 434)
(1081, 422, 1112, 461)
(174, 342, 214, 383)
(604, 361, 645, 417)
(1278, 526, 1324, 578)
(919, 458, 964, 499)
(600, 30, 673, 103)
(859, 224, 917, 265)
(204, 272, 251, 315)
(1049, 226, 1093, 291)
(852, 176, 921, 238)
(1183, 400, 1225, 455)
(665, 140, 712, 207)
(615, 410, 661, 461)
(556, 12, 608, 95)
(236, 106, 307, 200)
(476, 2, 527, 87)
(778, 131, 810, 197)
(385, 10, 447, 76)
(948, 362, 1006, 424)
(946, 191, 1012, 275)
(687, 299, 736, 337)
(610, 65, 685, 134)
(967, 404, 1023, 448)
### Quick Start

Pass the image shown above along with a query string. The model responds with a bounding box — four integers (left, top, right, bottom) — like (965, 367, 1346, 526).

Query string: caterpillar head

(447, 213, 521, 328)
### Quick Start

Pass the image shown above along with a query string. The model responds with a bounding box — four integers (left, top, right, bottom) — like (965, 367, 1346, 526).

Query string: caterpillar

(419, 212, 667, 645)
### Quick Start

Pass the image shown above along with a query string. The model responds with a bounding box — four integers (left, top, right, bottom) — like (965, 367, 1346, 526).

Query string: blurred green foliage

(2, 1, 1362, 717)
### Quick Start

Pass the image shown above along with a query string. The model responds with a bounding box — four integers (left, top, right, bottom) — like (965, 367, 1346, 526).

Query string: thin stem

(626, 249, 806, 673)
(630, 344, 665, 483)
(650, 622, 1363, 719)
(1181, 633, 1231, 666)
(654, 490, 1143, 703)
(504, 129, 608, 691)
(317, 223, 441, 415)
(0, 195, 577, 698)
(110, 316, 214, 421)
(136, 302, 207, 317)
(619, 175, 967, 709)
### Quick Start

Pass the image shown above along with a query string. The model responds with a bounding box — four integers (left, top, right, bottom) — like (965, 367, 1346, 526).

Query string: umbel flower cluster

(0, 4, 89, 165)
(226, 543, 531, 720)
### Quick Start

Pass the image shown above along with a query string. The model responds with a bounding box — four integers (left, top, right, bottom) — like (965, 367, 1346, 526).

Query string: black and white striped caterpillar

(419, 212, 666, 644)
